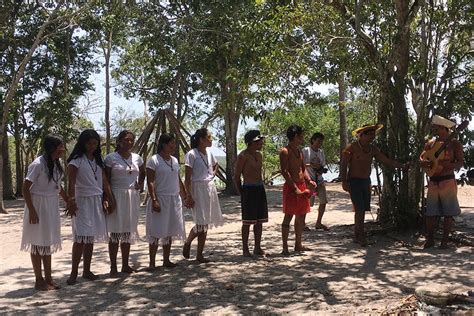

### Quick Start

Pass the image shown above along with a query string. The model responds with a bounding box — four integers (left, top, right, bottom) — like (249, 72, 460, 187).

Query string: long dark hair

(190, 128, 208, 149)
(156, 133, 175, 154)
(115, 130, 135, 152)
(67, 129, 104, 168)
(42, 135, 65, 181)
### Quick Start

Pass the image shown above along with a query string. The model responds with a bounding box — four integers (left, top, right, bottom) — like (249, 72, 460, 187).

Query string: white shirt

(68, 156, 103, 197)
(104, 152, 143, 190)
(146, 154, 180, 195)
(302, 146, 326, 183)
(185, 148, 217, 182)
(26, 156, 63, 196)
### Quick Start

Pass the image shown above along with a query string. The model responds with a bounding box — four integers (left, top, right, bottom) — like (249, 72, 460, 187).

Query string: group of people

(20, 114, 464, 291)
(20, 128, 223, 291)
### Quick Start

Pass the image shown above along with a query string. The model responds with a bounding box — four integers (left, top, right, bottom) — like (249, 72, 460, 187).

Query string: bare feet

(294, 245, 311, 252)
(163, 261, 177, 268)
(439, 242, 449, 249)
(423, 239, 435, 249)
(281, 249, 290, 256)
(315, 223, 329, 231)
(243, 249, 252, 257)
(121, 266, 136, 274)
(66, 272, 77, 285)
(34, 279, 49, 291)
(45, 279, 61, 290)
(110, 267, 119, 278)
(182, 242, 191, 259)
(82, 271, 98, 281)
(144, 266, 156, 272)
(253, 248, 265, 256)
(196, 256, 211, 264)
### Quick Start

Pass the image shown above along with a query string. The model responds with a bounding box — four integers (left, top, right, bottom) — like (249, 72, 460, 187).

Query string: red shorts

(283, 182, 311, 215)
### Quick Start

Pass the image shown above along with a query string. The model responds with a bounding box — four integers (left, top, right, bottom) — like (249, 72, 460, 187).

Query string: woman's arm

(23, 180, 38, 224)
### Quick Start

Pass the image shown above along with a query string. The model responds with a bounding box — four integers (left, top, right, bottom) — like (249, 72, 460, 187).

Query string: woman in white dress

(183, 128, 223, 263)
(66, 129, 115, 285)
(105, 130, 145, 276)
(146, 133, 187, 269)
(21, 135, 68, 291)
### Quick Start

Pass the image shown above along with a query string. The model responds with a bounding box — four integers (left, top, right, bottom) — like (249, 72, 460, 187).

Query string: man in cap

(234, 130, 268, 257)
(280, 125, 316, 255)
(340, 124, 408, 246)
(419, 115, 464, 249)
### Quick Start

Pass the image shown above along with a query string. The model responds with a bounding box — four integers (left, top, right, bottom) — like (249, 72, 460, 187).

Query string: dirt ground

(0, 183, 473, 314)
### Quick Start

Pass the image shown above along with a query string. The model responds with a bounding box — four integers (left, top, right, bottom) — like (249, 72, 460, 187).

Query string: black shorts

(241, 184, 268, 225)
(348, 178, 371, 212)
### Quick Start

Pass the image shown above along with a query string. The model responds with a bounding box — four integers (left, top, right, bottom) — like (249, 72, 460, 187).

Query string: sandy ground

(0, 183, 473, 314)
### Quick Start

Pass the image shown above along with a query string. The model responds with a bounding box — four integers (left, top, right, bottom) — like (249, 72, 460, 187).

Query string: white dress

(104, 152, 143, 243)
(20, 156, 62, 255)
(68, 156, 107, 243)
(145, 154, 186, 245)
(184, 149, 223, 232)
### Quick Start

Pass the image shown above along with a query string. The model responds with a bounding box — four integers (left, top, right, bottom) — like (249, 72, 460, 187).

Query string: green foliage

(257, 92, 375, 182)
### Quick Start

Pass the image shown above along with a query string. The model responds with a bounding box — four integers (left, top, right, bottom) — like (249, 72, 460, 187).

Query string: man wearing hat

(340, 123, 408, 246)
(234, 130, 268, 257)
(419, 115, 464, 249)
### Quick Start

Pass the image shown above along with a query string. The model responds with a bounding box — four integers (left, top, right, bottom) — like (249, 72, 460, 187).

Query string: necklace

(86, 157, 98, 181)
(160, 154, 174, 171)
(357, 141, 372, 154)
(288, 146, 301, 160)
(197, 149, 213, 176)
(119, 153, 133, 174)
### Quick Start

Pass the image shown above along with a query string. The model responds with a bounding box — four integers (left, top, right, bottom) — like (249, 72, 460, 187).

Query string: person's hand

(185, 196, 195, 208)
(419, 160, 433, 169)
(66, 199, 77, 217)
(308, 180, 316, 190)
(152, 199, 161, 212)
(342, 180, 349, 192)
(29, 209, 39, 224)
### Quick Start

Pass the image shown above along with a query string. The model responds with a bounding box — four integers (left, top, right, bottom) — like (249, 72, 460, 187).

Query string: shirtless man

(280, 125, 316, 255)
(234, 130, 268, 257)
(340, 124, 408, 246)
(419, 115, 464, 249)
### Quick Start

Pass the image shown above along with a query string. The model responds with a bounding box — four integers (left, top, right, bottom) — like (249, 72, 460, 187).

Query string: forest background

(0, 0, 472, 230)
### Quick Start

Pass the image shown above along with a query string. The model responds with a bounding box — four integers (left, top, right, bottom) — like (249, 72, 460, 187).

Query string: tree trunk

(14, 118, 23, 197)
(2, 131, 14, 200)
(104, 50, 111, 153)
(0, 1, 65, 213)
(220, 79, 240, 196)
(223, 106, 239, 195)
(337, 72, 348, 174)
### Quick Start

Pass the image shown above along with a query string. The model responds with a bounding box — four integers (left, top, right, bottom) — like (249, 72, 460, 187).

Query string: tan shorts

(310, 182, 328, 206)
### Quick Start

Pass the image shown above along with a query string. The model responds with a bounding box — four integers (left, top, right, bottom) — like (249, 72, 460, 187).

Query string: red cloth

(283, 181, 311, 215)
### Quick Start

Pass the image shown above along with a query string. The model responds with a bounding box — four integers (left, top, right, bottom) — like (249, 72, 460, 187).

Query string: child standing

(66, 129, 115, 285)
(21, 135, 68, 290)
(183, 128, 223, 263)
(146, 133, 187, 269)
(105, 130, 145, 276)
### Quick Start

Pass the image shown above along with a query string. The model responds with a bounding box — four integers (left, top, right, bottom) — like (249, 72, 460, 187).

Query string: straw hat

(432, 115, 455, 129)
(352, 123, 384, 136)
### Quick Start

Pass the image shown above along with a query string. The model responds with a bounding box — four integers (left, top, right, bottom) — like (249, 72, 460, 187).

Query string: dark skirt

(241, 184, 269, 224)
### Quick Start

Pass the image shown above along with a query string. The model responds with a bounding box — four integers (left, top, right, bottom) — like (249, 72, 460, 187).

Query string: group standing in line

(20, 114, 465, 290)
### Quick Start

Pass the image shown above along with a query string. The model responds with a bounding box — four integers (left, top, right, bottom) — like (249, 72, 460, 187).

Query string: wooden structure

(133, 109, 226, 182)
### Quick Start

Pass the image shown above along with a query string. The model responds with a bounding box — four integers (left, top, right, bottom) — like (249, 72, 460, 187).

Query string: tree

(0, 1, 92, 212)
(81, 2, 130, 153)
